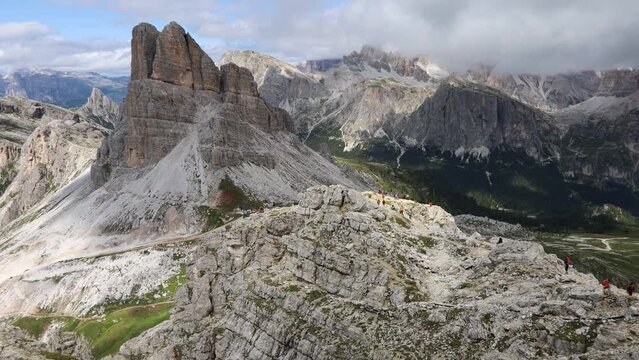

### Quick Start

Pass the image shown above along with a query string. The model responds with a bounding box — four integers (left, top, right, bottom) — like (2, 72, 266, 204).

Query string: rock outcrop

(103, 185, 639, 359)
(0, 23, 367, 292)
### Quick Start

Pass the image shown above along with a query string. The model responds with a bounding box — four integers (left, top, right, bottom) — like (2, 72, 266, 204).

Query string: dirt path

(12, 300, 176, 321)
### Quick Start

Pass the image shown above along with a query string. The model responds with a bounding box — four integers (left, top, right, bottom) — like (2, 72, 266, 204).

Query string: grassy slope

(12, 258, 188, 358)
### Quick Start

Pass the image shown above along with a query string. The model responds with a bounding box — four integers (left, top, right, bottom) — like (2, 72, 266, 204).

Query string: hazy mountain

(0, 68, 128, 108)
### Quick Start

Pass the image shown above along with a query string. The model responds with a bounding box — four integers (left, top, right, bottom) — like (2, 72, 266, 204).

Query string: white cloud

(0, 21, 50, 40)
(0, 21, 130, 75)
(10, 1, 639, 74)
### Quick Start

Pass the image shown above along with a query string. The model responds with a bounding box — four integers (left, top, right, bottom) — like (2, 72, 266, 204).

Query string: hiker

(497, 237, 503, 244)
(564, 256, 572, 274)
(602, 278, 611, 294)
(399, 206, 404, 215)
(628, 283, 636, 296)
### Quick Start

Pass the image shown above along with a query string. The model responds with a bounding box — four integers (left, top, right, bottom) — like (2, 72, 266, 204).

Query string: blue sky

(1, 0, 638, 76)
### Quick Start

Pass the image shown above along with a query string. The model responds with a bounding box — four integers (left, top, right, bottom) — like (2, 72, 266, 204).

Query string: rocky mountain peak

(86, 21, 364, 235)
(78, 87, 120, 128)
(131, 22, 221, 92)
(343, 45, 431, 82)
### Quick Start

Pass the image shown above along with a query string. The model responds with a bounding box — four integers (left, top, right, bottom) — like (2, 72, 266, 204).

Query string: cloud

(0, 21, 129, 75)
(0, 22, 51, 40)
(217, 0, 639, 74)
(13, 1, 639, 74)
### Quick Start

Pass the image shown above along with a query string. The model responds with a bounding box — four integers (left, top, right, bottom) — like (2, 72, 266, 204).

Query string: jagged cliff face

(343, 45, 431, 82)
(561, 109, 639, 189)
(3, 186, 638, 359)
(220, 50, 328, 110)
(0, 119, 107, 225)
(93, 22, 295, 177)
(389, 82, 560, 160)
(77, 87, 120, 129)
(0, 96, 110, 210)
(222, 47, 437, 150)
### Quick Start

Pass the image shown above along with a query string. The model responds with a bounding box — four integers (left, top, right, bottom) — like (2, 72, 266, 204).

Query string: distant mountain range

(3, 46, 639, 229)
(0, 69, 128, 108)
(222, 47, 639, 230)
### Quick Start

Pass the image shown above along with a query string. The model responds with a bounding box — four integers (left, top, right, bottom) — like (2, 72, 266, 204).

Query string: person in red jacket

(628, 283, 636, 296)
(602, 278, 611, 292)
(564, 256, 572, 274)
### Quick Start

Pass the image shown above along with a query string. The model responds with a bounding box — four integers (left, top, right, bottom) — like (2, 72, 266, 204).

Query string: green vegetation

(283, 284, 301, 292)
(404, 279, 428, 303)
(13, 264, 188, 359)
(217, 176, 263, 211)
(13, 316, 60, 338)
(555, 321, 596, 345)
(196, 176, 262, 232)
(445, 308, 464, 321)
(0, 161, 16, 195)
(76, 303, 173, 358)
(391, 215, 410, 228)
(100, 264, 187, 313)
(305, 290, 326, 303)
(197, 206, 225, 231)
(45, 168, 56, 193)
(481, 313, 492, 325)
(537, 231, 639, 285)
(14, 303, 173, 359)
(307, 126, 639, 234)
(40, 351, 75, 360)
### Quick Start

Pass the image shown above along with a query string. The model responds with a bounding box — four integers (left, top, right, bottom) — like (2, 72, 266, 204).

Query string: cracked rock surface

(105, 185, 638, 359)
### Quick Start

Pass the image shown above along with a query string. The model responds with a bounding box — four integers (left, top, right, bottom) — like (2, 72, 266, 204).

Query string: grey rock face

(391, 81, 560, 160)
(344, 45, 431, 82)
(77, 87, 120, 129)
(87, 21, 366, 238)
(111, 186, 639, 359)
(131, 23, 159, 81)
(596, 69, 639, 97)
(561, 108, 639, 189)
(0, 119, 107, 225)
(465, 66, 602, 110)
(93, 22, 293, 176)
(220, 50, 328, 108)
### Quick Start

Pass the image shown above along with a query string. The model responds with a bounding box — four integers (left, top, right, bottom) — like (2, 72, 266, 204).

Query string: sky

(0, 0, 638, 76)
